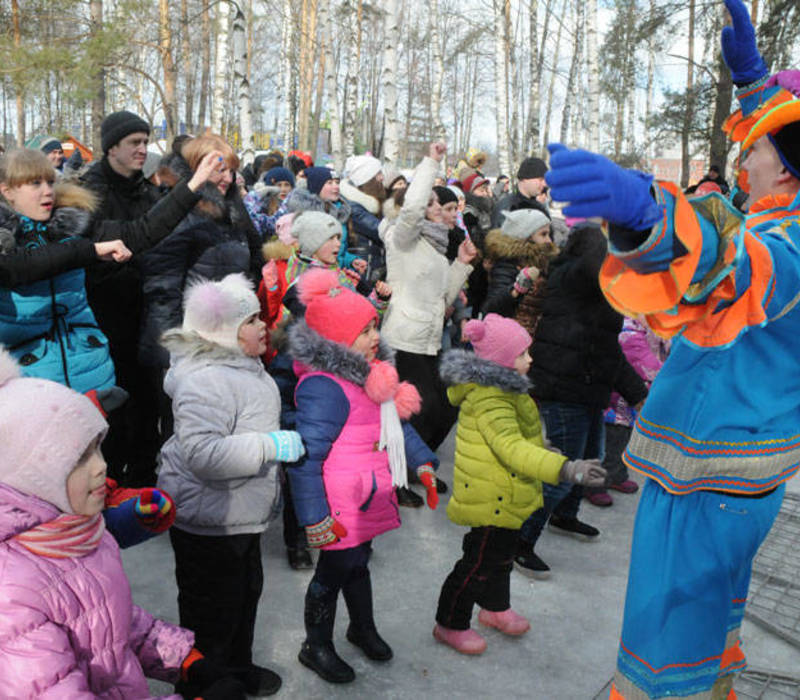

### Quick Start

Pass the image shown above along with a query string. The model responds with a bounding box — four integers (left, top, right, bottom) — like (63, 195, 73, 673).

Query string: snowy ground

(125, 429, 800, 699)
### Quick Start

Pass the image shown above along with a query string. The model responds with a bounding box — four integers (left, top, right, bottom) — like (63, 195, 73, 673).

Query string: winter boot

(478, 608, 530, 636)
(343, 568, 393, 661)
(432, 624, 487, 655)
(298, 581, 355, 683)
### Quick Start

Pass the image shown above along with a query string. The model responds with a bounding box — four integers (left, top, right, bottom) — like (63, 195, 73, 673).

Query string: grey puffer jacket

(157, 332, 282, 536)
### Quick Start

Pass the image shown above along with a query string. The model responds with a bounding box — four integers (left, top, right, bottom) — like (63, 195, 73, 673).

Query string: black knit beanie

(101, 111, 150, 154)
(434, 185, 458, 206)
(517, 157, 548, 180)
(771, 121, 800, 179)
(41, 139, 62, 155)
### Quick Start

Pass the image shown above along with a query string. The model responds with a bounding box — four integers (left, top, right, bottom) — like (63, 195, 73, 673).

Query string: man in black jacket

(491, 156, 551, 228)
(81, 110, 222, 485)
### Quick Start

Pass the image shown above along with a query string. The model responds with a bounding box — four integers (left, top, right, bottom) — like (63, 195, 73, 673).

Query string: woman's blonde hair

(181, 133, 239, 172)
(0, 149, 55, 188)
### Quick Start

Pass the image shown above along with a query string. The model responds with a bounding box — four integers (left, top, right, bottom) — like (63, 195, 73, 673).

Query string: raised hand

(721, 0, 768, 86)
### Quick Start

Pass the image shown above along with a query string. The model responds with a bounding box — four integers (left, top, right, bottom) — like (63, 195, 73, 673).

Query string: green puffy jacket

(441, 350, 566, 529)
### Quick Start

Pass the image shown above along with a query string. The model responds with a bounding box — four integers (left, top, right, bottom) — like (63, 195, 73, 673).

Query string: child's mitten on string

(416, 463, 439, 510)
(305, 515, 348, 547)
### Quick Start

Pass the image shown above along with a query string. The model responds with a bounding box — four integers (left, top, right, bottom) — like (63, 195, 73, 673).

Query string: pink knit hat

(0, 348, 108, 514)
(299, 268, 378, 346)
(276, 212, 298, 246)
(462, 314, 531, 368)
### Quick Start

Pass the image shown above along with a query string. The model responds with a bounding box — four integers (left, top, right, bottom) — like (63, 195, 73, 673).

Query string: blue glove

(267, 430, 306, 462)
(545, 144, 663, 231)
(721, 0, 767, 85)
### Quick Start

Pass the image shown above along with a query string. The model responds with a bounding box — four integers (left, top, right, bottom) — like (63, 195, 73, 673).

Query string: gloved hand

(134, 488, 174, 528)
(305, 515, 348, 547)
(545, 144, 664, 232)
(721, 0, 768, 86)
(416, 463, 439, 510)
(266, 430, 306, 462)
(179, 649, 246, 700)
(559, 459, 608, 488)
(513, 266, 540, 295)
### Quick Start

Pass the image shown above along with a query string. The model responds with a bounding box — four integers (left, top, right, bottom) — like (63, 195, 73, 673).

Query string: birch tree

(493, 0, 511, 176)
(429, 0, 445, 141)
(560, 0, 584, 145)
(342, 0, 360, 156)
(231, 1, 254, 164)
(681, 0, 695, 188)
(526, 0, 540, 154)
(585, 0, 600, 151)
(158, 0, 178, 142)
(211, 0, 230, 133)
(381, 0, 400, 164)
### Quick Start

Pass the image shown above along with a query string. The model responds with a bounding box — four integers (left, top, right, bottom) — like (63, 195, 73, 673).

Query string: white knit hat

(292, 211, 342, 257)
(501, 209, 551, 240)
(181, 274, 260, 351)
(345, 154, 383, 187)
(0, 348, 107, 514)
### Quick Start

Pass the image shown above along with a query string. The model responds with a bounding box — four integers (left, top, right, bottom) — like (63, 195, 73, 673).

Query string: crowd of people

(0, 0, 799, 697)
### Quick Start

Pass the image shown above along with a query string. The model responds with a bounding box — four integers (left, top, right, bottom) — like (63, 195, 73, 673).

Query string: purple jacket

(0, 483, 193, 698)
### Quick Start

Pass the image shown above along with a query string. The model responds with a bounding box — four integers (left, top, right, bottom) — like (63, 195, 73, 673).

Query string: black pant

(281, 465, 307, 550)
(602, 423, 633, 485)
(394, 349, 458, 451)
(436, 526, 519, 630)
(310, 541, 372, 594)
(169, 527, 263, 669)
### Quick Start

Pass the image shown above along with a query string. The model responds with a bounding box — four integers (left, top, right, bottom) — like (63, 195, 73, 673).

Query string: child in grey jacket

(157, 273, 304, 697)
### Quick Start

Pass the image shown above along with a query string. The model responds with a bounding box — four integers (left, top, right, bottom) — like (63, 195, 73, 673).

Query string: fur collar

(484, 229, 558, 267)
(286, 188, 351, 224)
(440, 349, 530, 393)
(0, 183, 95, 253)
(340, 180, 380, 215)
(288, 320, 394, 386)
(263, 239, 295, 262)
(161, 329, 252, 362)
(288, 320, 420, 416)
(159, 152, 243, 224)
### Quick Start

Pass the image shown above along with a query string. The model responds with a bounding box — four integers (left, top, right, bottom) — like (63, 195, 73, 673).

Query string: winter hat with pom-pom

(501, 209, 551, 240)
(299, 268, 378, 346)
(0, 348, 107, 514)
(181, 273, 260, 351)
(463, 313, 532, 369)
(276, 212, 298, 246)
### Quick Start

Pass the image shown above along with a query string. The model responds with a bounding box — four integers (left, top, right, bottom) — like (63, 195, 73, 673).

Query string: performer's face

(742, 136, 787, 205)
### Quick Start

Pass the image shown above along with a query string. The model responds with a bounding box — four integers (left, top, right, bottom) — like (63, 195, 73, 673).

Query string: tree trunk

(644, 0, 656, 160)
(585, 0, 600, 151)
(89, 0, 105, 154)
(181, 0, 194, 133)
(507, 0, 519, 167)
(493, 0, 511, 176)
(382, 0, 400, 164)
(310, 37, 326, 159)
(560, 0, 584, 145)
(11, 0, 25, 147)
(542, 0, 566, 157)
(709, 4, 734, 170)
(320, 0, 343, 168)
(232, 1, 254, 165)
(211, 0, 230, 133)
(681, 0, 695, 189)
(159, 0, 178, 143)
(198, 0, 211, 130)
(526, 0, 540, 154)
(342, 0, 360, 155)
(429, 0, 445, 141)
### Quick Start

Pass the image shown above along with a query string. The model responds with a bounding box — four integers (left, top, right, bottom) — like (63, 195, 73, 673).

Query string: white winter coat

(379, 157, 472, 355)
(157, 332, 282, 536)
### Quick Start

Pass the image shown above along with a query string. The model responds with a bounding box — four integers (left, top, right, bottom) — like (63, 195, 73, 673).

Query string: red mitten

(416, 464, 439, 510)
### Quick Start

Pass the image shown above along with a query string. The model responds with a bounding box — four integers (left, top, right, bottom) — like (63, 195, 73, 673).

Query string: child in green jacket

(433, 313, 606, 655)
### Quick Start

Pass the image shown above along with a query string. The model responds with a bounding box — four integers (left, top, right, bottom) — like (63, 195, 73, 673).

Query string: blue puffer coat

(0, 188, 115, 393)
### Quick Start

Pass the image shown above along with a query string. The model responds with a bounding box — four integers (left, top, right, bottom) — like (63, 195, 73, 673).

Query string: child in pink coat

(286, 268, 439, 684)
(0, 347, 243, 699)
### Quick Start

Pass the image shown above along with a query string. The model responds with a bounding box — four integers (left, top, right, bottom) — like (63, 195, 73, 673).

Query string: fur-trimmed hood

(158, 152, 245, 224)
(440, 349, 530, 398)
(288, 320, 420, 417)
(484, 229, 559, 268)
(285, 187, 351, 224)
(262, 239, 295, 262)
(340, 179, 380, 216)
(289, 319, 394, 386)
(0, 182, 96, 254)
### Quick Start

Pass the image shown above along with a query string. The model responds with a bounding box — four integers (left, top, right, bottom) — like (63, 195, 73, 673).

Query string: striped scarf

(13, 513, 105, 559)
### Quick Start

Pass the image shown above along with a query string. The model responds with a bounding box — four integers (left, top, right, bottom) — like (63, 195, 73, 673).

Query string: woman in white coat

(379, 142, 477, 503)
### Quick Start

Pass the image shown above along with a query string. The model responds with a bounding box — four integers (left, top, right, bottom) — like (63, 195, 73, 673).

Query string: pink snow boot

(432, 624, 487, 655)
(477, 608, 530, 636)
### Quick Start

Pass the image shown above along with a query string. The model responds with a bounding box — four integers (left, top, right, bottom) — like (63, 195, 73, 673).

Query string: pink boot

(478, 608, 530, 636)
(432, 624, 487, 655)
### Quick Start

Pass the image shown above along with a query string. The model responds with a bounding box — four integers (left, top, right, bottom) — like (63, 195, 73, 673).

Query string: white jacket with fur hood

(157, 331, 282, 536)
(379, 156, 472, 355)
